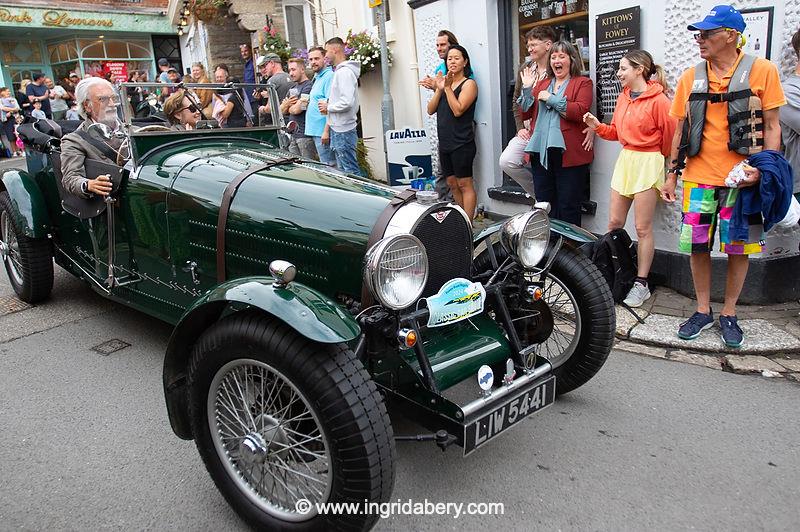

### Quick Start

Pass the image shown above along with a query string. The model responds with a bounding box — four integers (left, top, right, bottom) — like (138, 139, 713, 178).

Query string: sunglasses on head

(179, 103, 200, 113)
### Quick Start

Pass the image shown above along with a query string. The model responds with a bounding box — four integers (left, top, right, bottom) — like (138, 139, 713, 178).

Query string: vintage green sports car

(1, 83, 614, 531)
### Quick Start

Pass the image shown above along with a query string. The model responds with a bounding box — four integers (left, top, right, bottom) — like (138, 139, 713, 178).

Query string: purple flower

(344, 46, 355, 56)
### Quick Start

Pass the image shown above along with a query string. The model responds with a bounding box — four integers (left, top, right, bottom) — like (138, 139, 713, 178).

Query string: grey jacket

(60, 120, 121, 198)
(780, 74, 800, 194)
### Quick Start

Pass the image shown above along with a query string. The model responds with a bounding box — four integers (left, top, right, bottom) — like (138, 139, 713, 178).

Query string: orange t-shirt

(669, 52, 786, 186)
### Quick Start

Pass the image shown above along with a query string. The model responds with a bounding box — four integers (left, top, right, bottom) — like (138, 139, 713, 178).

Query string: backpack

(590, 228, 637, 303)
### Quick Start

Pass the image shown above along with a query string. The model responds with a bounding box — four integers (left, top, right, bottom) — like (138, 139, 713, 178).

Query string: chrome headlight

(364, 234, 429, 310)
(500, 209, 551, 268)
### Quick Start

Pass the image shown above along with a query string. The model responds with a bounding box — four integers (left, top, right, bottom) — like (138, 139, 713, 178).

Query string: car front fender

(0, 169, 50, 238)
(163, 276, 361, 439)
(473, 215, 598, 261)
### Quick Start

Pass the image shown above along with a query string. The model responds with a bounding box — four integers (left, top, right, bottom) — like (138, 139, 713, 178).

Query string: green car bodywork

(2, 126, 596, 441)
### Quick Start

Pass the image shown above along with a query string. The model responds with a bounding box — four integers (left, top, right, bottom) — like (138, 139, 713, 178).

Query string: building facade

(0, 0, 179, 88)
(406, 0, 800, 302)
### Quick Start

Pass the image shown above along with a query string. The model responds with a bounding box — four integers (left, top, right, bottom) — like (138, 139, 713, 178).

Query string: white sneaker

(623, 282, 651, 308)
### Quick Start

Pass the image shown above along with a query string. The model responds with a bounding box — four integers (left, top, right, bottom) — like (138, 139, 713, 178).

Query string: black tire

(545, 245, 615, 394)
(187, 311, 395, 531)
(0, 191, 53, 303)
(475, 241, 615, 395)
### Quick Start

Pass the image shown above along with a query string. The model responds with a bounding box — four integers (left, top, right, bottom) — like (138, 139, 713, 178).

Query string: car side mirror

(284, 120, 298, 135)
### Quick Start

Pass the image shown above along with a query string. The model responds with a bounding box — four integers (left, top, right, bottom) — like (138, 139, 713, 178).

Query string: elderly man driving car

(60, 77, 123, 198)
(163, 89, 202, 130)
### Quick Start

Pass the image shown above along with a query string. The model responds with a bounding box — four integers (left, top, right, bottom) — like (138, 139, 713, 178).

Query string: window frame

(282, 0, 314, 50)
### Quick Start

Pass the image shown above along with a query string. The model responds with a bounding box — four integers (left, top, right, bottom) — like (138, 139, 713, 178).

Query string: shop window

(1, 41, 42, 64)
(128, 42, 151, 59)
(48, 41, 79, 63)
(80, 40, 105, 58)
(51, 62, 79, 83)
(104, 40, 128, 59)
(47, 43, 61, 63)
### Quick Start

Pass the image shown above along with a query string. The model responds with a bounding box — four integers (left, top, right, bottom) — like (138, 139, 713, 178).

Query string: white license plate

(463, 375, 556, 455)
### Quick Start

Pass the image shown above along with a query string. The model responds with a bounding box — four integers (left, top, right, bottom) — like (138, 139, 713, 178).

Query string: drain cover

(91, 339, 131, 356)
(0, 295, 32, 316)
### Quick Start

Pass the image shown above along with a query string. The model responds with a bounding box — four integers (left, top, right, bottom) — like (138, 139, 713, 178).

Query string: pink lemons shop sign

(0, 8, 114, 28)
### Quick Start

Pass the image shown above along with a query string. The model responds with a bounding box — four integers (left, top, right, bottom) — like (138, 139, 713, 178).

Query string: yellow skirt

(610, 149, 665, 198)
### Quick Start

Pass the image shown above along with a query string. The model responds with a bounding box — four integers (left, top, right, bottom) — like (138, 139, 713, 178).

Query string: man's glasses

(179, 103, 200, 114)
(96, 95, 120, 105)
(693, 28, 730, 41)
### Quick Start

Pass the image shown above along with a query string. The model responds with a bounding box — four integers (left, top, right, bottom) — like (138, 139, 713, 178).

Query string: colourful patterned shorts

(679, 181, 764, 255)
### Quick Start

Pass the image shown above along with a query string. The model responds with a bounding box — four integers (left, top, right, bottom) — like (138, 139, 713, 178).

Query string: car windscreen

(117, 82, 283, 131)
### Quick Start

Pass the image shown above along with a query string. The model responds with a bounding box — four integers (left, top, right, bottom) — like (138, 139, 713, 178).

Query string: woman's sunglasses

(179, 103, 200, 113)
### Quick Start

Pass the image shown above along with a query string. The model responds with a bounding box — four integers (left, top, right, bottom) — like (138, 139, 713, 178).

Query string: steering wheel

(134, 124, 173, 133)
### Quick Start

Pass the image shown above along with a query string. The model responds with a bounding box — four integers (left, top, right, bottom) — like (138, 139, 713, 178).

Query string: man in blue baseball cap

(687, 4, 746, 33)
(661, 4, 786, 349)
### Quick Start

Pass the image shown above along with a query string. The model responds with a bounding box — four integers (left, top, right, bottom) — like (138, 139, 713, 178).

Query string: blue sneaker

(719, 315, 743, 348)
(678, 311, 714, 340)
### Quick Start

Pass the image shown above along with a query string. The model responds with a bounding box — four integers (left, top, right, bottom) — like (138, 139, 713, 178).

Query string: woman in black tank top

(426, 45, 479, 220)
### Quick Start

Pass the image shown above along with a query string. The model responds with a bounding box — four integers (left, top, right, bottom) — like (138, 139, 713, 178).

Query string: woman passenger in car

(163, 90, 201, 130)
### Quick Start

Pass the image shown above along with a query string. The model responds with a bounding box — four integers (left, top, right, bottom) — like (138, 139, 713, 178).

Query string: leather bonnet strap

(216, 157, 297, 283)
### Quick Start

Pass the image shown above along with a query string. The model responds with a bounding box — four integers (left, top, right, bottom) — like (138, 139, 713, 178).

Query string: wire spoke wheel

(475, 242, 614, 395)
(524, 271, 581, 369)
(189, 312, 395, 530)
(208, 359, 332, 522)
(0, 209, 23, 286)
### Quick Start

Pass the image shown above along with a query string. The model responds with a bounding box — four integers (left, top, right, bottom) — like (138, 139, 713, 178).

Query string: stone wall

(203, 8, 253, 81)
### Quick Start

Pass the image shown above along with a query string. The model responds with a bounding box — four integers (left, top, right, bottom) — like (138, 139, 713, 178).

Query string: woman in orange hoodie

(583, 50, 676, 308)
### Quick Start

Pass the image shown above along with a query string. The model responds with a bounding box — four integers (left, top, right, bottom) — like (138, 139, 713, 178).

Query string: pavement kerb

(618, 308, 800, 356)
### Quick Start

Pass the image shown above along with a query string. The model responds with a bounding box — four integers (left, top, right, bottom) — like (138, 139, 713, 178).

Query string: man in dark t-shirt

(26, 72, 52, 119)
(280, 58, 317, 159)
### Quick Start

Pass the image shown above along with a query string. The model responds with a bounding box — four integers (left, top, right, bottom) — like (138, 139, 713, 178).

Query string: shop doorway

(151, 36, 183, 76)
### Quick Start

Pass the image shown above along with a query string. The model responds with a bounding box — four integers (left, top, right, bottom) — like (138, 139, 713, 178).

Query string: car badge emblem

(430, 210, 450, 223)
(477, 365, 494, 391)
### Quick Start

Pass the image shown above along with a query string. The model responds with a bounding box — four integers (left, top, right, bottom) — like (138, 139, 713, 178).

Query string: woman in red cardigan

(518, 41, 593, 226)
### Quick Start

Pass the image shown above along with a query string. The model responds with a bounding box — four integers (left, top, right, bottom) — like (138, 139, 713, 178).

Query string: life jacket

(679, 54, 763, 162)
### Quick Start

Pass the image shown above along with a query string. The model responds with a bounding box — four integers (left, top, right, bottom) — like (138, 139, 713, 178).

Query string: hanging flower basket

(192, 0, 226, 23)
(345, 29, 391, 77)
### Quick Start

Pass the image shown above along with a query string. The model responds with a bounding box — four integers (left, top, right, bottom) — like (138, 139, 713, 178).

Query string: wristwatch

(81, 179, 89, 194)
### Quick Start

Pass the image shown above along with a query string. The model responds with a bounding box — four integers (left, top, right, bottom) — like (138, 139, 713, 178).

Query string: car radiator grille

(412, 207, 473, 297)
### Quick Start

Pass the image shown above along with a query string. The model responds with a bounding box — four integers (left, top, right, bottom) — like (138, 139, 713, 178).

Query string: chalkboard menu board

(595, 6, 640, 123)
